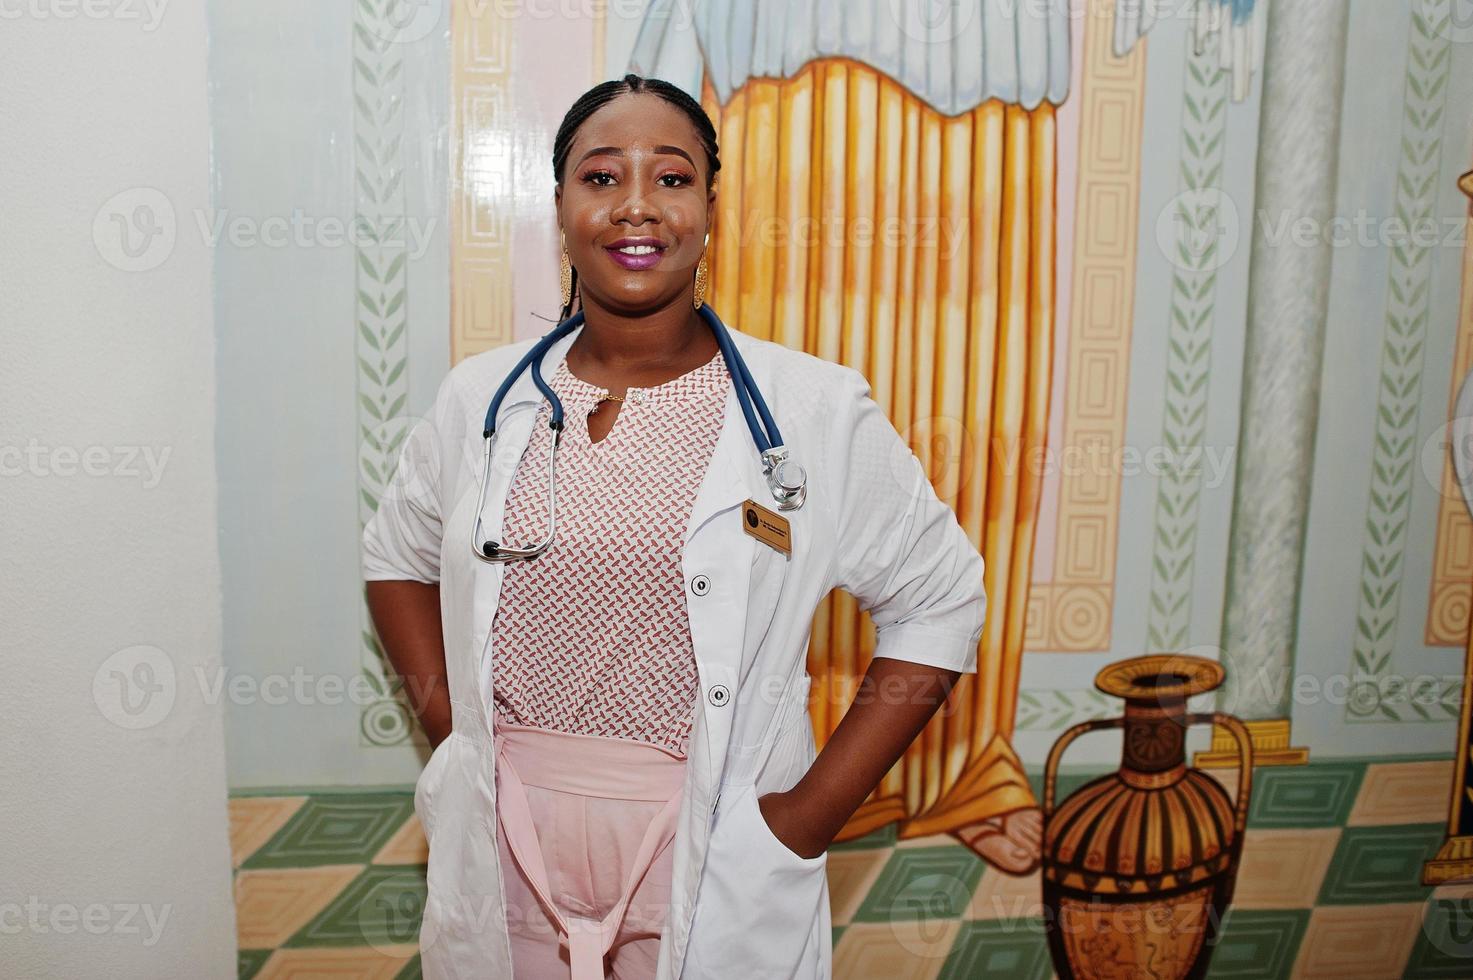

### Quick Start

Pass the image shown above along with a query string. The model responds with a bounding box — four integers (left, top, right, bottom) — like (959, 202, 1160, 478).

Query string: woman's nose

(611, 176, 657, 225)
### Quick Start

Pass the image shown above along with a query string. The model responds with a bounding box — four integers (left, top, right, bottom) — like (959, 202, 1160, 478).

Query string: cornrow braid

(552, 73, 721, 322)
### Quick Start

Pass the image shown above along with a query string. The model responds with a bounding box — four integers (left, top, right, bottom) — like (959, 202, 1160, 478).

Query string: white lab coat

(362, 319, 987, 979)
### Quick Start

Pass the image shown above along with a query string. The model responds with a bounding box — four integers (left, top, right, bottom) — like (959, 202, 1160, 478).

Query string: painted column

(1201, 0, 1353, 766)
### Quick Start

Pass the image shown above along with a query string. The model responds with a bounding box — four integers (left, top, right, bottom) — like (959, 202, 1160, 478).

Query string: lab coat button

(708, 684, 730, 707)
(690, 574, 711, 597)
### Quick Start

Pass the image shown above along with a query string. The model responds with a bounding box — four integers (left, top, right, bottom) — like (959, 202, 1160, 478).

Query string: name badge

(741, 498, 792, 556)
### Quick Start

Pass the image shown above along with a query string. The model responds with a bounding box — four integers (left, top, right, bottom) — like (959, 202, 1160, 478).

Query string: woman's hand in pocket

(756, 788, 829, 860)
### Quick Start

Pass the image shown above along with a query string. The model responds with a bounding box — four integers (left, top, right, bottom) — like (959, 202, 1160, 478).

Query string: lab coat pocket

(685, 675, 828, 978)
(685, 780, 829, 978)
(744, 782, 827, 869)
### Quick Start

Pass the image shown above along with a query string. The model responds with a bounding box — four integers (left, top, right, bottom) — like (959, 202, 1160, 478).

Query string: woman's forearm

(364, 579, 453, 748)
(761, 656, 961, 858)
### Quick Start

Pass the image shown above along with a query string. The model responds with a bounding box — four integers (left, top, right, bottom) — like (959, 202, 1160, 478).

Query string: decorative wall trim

(451, 0, 515, 363)
(355, 0, 415, 746)
(1025, 0, 1146, 652)
(1143, 32, 1231, 655)
(1015, 688, 1216, 731)
(1349, 1, 1454, 723)
(1014, 688, 1115, 730)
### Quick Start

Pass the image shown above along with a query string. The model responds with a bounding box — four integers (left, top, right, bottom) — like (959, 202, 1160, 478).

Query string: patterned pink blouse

(490, 348, 731, 756)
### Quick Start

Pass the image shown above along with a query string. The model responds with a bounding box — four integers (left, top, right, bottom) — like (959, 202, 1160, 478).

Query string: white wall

(0, 5, 237, 978)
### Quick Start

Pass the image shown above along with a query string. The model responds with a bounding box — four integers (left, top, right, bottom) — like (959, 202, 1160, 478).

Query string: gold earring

(559, 234, 572, 309)
(693, 232, 710, 310)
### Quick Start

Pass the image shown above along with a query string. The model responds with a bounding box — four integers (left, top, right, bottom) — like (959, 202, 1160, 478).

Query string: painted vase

(1040, 655, 1254, 980)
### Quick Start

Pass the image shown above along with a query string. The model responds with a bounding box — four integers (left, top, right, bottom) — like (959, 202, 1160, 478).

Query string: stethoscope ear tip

(482, 542, 498, 558)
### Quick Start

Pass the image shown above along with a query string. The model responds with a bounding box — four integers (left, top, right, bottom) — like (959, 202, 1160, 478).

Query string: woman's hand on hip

(757, 788, 829, 860)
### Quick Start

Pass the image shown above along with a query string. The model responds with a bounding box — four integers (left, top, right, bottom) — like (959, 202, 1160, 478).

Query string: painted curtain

(632, 0, 1064, 840)
(1113, 0, 1267, 101)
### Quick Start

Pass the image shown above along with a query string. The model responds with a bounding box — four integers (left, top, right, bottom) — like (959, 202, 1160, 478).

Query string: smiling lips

(604, 237, 667, 271)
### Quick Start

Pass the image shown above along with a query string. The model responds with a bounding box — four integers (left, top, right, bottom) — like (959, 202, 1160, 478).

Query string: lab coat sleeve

(826, 366, 987, 674)
(360, 373, 453, 584)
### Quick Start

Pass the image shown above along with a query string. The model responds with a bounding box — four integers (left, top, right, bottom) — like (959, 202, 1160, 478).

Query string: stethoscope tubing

(482, 312, 584, 437)
(482, 304, 780, 453)
(699, 304, 783, 455)
(472, 303, 795, 563)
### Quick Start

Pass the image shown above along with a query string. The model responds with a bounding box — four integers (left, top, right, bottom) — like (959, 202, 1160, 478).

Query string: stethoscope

(470, 303, 807, 564)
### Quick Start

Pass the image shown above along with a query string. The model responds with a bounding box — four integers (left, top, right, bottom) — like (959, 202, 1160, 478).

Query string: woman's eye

(580, 169, 692, 187)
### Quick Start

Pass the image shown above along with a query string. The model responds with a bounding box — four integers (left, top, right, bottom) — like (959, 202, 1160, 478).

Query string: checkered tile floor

(231, 759, 1472, 979)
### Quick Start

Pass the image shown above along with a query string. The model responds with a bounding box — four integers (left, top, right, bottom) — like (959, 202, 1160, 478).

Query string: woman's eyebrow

(574, 145, 696, 169)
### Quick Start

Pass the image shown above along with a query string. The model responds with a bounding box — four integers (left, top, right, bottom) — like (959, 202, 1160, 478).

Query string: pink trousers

(494, 720, 687, 979)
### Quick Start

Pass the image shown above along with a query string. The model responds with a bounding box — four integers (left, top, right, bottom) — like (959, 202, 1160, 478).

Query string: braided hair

(552, 73, 721, 322)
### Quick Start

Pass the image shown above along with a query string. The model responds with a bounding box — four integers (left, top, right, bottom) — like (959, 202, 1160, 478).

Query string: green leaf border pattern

(1014, 690, 1116, 731)
(355, 0, 415, 747)
(1347, 0, 1454, 724)
(1144, 39, 1230, 654)
(1014, 690, 1217, 731)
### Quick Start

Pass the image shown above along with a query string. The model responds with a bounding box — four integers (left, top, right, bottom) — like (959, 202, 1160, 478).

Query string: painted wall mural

(213, 0, 1473, 973)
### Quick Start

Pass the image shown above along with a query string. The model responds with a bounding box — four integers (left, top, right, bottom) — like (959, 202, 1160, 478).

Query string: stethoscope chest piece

(762, 447, 807, 511)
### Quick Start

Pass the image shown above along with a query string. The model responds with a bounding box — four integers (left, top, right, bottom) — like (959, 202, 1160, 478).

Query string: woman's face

(555, 92, 715, 316)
